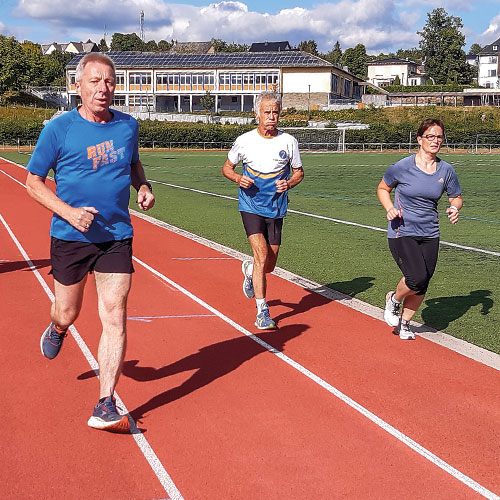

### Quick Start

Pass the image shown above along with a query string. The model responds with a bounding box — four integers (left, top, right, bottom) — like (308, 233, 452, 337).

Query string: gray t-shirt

(383, 154, 461, 238)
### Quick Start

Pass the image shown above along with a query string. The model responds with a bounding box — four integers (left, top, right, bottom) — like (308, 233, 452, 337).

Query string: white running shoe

(384, 291, 401, 327)
(241, 260, 254, 299)
(399, 320, 415, 340)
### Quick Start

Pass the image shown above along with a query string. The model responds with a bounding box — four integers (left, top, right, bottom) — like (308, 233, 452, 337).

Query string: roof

(41, 41, 98, 55)
(169, 41, 214, 54)
(66, 50, 334, 69)
(479, 37, 500, 55)
(249, 41, 292, 52)
(367, 58, 417, 66)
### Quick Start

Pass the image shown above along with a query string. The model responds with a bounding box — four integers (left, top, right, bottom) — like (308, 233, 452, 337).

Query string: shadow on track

(0, 258, 51, 274)
(120, 324, 308, 421)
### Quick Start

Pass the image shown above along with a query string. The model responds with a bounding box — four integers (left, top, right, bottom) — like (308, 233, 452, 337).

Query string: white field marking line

(129, 314, 217, 322)
(133, 254, 499, 500)
(150, 180, 500, 257)
(0, 212, 184, 500)
(132, 210, 500, 373)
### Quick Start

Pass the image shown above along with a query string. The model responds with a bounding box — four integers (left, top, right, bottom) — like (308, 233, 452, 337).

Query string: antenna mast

(140, 11, 145, 43)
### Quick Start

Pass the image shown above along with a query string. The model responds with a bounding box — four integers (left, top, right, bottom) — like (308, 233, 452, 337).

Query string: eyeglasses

(422, 134, 444, 142)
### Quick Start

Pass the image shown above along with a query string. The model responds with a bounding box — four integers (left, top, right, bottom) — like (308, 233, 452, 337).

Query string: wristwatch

(138, 181, 152, 192)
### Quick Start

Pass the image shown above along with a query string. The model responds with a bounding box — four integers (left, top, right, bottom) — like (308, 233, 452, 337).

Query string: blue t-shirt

(227, 129, 302, 218)
(383, 154, 461, 238)
(27, 108, 139, 243)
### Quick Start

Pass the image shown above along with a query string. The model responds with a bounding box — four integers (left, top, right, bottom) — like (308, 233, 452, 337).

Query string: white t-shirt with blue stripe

(228, 129, 302, 218)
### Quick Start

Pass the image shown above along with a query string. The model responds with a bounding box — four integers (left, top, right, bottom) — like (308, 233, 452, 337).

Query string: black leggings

(388, 236, 439, 295)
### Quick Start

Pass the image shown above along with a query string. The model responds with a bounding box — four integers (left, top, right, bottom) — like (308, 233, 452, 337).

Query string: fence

(3, 140, 500, 154)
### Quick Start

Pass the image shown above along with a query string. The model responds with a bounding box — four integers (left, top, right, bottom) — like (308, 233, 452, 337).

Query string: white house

(367, 58, 428, 87)
(477, 37, 500, 88)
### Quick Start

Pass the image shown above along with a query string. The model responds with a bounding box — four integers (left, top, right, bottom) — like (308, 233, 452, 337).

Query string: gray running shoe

(384, 291, 401, 327)
(87, 396, 130, 432)
(40, 323, 67, 359)
(241, 259, 255, 299)
(399, 320, 415, 340)
(255, 307, 277, 330)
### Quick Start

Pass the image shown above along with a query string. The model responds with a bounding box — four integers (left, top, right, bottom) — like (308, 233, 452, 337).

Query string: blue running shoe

(87, 396, 130, 432)
(40, 323, 67, 359)
(242, 259, 255, 299)
(255, 307, 277, 330)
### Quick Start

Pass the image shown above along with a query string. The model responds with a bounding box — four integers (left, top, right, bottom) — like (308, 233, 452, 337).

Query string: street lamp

(307, 84, 311, 121)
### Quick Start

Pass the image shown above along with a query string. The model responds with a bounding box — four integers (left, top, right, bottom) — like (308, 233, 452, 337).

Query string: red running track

(1, 157, 499, 500)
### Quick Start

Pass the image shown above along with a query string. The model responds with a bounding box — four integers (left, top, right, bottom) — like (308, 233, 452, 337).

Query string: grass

(3, 150, 499, 354)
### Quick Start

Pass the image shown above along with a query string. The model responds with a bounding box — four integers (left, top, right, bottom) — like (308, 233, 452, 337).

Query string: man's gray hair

(75, 52, 116, 82)
(254, 91, 282, 114)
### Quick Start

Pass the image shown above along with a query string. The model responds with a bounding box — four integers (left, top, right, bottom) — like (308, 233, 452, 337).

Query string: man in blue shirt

(26, 52, 155, 432)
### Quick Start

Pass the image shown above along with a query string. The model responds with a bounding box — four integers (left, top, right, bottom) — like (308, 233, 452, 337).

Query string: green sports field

(4, 150, 499, 353)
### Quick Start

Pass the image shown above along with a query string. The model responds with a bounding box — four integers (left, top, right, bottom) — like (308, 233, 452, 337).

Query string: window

(489, 57, 498, 64)
(488, 69, 497, 77)
(115, 74, 125, 86)
(112, 95, 125, 106)
(344, 79, 351, 96)
(129, 72, 151, 88)
(128, 95, 154, 107)
(331, 74, 338, 93)
(493, 45, 498, 51)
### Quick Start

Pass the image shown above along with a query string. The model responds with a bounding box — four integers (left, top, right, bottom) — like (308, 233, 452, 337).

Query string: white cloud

(13, 0, 425, 52)
(477, 11, 500, 45)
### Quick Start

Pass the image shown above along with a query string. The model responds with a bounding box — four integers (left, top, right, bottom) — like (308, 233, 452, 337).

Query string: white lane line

(172, 257, 233, 260)
(132, 211, 500, 373)
(129, 314, 216, 322)
(150, 180, 499, 257)
(0, 212, 184, 500)
(133, 254, 499, 500)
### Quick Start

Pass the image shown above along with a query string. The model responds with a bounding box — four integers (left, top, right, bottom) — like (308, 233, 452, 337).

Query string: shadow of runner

(420, 289, 494, 331)
(269, 277, 375, 322)
(122, 324, 308, 421)
(323, 276, 375, 298)
(0, 258, 51, 274)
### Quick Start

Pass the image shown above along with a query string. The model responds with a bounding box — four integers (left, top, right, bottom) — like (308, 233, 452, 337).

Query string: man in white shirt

(222, 91, 304, 329)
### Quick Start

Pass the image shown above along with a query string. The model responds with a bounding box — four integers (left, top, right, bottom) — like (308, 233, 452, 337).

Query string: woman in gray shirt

(377, 118, 463, 339)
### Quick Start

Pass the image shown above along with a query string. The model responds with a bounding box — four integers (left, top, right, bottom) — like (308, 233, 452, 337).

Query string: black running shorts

(240, 211, 283, 245)
(50, 237, 134, 286)
(388, 236, 439, 295)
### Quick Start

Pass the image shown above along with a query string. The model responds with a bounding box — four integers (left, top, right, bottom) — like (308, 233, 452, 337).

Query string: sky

(1, 0, 500, 54)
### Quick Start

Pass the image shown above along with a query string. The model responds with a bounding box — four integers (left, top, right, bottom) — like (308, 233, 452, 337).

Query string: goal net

(282, 127, 345, 152)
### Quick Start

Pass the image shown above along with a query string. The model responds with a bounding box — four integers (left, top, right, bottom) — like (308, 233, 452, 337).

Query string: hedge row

(2, 105, 500, 146)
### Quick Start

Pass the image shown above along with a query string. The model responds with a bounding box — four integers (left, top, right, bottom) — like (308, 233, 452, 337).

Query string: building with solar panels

(65, 51, 365, 113)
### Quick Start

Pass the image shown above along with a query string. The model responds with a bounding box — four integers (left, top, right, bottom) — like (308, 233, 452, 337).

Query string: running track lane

(1, 158, 499, 499)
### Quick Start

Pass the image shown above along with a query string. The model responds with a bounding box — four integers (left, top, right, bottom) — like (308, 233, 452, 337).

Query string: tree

(144, 40, 158, 52)
(0, 35, 28, 92)
(158, 39, 173, 52)
(98, 38, 109, 52)
(21, 41, 45, 87)
(110, 33, 144, 52)
(468, 43, 483, 55)
(297, 40, 319, 56)
(211, 39, 248, 52)
(418, 8, 475, 84)
(341, 43, 368, 78)
(322, 40, 342, 65)
(395, 47, 423, 62)
(43, 51, 72, 86)
(200, 91, 215, 121)
(393, 75, 401, 85)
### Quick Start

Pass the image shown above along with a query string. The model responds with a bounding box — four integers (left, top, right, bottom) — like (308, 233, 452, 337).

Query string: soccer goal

(282, 127, 345, 152)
